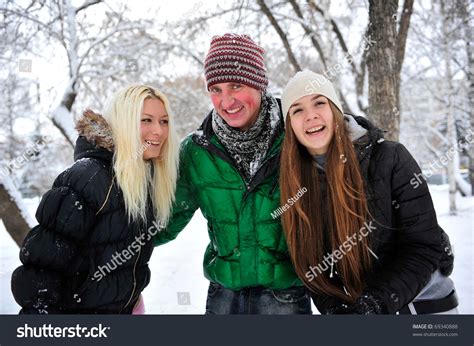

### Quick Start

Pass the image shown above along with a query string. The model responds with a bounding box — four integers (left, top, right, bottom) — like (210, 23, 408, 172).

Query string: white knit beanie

(281, 70, 343, 117)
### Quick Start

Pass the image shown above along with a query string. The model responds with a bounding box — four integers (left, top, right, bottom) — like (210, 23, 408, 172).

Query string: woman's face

(289, 94, 334, 156)
(209, 82, 262, 131)
(140, 98, 169, 160)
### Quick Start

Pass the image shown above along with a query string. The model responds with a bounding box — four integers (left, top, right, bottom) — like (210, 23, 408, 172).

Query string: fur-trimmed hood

(73, 110, 114, 162)
(75, 110, 114, 152)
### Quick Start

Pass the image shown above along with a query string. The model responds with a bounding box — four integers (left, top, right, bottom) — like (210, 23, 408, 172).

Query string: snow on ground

(1, 185, 472, 314)
(428, 185, 474, 314)
(143, 210, 209, 314)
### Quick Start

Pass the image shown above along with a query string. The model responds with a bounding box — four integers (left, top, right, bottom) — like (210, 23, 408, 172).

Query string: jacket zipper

(120, 228, 142, 313)
(242, 151, 279, 200)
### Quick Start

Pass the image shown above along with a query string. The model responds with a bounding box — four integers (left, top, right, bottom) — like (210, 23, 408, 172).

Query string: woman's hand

(326, 291, 387, 314)
(439, 230, 454, 276)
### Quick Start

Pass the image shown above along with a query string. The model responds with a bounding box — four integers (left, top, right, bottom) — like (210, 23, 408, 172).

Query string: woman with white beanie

(278, 70, 458, 314)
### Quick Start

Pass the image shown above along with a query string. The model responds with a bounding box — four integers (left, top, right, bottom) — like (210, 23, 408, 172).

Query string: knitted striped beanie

(204, 33, 268, 92)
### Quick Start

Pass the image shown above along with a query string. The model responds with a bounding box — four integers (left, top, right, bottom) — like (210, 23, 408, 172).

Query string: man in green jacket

(154, 33, 310, 314)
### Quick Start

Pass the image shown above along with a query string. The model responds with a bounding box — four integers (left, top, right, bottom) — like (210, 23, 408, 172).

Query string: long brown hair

(280, 101, 372, 302)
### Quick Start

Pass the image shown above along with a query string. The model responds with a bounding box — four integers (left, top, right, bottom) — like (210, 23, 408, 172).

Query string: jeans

(205, 282, 312, 314)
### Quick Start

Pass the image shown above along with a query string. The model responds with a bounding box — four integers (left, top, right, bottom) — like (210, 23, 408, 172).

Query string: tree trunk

(367, 0, 400, 141)
(0, 178, 34, 247)
(469, 46, 474, 196)
(366, 0, 413, 141)
(462, 0, 474, 195)
(51, 0, 80, 148)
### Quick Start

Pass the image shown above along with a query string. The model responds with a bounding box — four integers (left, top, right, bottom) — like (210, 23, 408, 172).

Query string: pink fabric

(132, 295, 145, 315)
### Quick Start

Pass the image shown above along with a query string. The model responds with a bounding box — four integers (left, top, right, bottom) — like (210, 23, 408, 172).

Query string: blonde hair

(103, 84, 179, 226)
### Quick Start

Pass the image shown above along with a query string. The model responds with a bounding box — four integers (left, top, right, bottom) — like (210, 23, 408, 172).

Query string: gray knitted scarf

(212, 93, 281, 182)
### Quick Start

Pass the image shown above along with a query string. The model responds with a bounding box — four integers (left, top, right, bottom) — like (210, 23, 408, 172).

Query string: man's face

(209, 82, 262, 131)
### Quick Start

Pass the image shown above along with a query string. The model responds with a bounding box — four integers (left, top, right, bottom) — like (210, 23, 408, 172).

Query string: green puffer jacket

(153, 109, 302, 290)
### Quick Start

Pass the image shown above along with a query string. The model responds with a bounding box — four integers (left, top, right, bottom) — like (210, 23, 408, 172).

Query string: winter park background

(1, 0, 473, 315)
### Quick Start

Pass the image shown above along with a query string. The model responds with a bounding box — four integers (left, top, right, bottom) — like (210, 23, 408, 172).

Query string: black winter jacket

(312, 115, 450, 314)
(11, 111, 154, 314)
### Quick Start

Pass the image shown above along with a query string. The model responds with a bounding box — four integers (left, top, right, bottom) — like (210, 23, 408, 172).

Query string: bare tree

(0, 0, 149, 145)
(403, 0, 471, 200)
(440, 1, 458, 214)
(257, 0, 301, 72)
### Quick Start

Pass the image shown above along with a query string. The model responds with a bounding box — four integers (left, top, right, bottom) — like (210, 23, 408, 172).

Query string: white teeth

(146, 140, 161, 145)
(226, 106, 243, 114)
(306, 125, 325, 133)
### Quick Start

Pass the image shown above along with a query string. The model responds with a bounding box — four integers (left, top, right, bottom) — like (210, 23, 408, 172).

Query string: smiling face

(140, 98, 169, 160)
(288, 94, 335, 156)
(209, 82, 262, 131)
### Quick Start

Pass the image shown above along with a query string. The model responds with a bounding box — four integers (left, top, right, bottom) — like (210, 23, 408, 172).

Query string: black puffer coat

(11, 111, 155, 314)
(312, 115, 450, 314)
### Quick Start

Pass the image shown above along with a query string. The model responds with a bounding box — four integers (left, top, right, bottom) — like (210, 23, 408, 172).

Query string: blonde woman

(11, 85, 179, 314)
